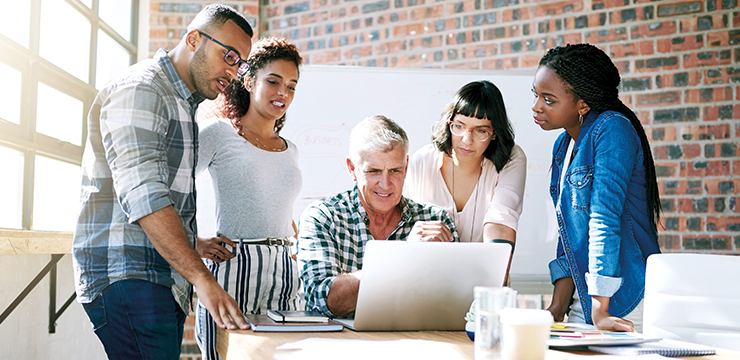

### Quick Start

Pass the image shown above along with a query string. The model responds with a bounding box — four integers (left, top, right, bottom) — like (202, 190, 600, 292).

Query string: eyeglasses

(448, 121, 494, 142)
(198, 30, 250, 77)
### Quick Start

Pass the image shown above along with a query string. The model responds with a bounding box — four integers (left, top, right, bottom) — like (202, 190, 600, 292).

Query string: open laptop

(334, 240, 511, 331)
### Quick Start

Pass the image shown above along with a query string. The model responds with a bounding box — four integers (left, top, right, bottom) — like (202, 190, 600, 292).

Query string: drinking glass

(474, 286, 517, 360)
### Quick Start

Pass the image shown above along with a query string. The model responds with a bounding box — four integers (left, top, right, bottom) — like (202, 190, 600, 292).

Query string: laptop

(334, 240, 511, 331)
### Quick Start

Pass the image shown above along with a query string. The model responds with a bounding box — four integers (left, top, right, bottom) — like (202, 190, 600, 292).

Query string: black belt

(235, 238, 294, 246)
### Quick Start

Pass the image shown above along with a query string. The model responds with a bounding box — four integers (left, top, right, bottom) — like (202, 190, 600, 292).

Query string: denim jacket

(547, 110, 660, 324)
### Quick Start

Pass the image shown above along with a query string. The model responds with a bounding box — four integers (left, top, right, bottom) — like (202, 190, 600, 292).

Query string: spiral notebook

(589, 340, 716, 357)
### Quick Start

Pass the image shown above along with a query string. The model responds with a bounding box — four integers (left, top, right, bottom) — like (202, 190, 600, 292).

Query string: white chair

(644, 253, 740, 351)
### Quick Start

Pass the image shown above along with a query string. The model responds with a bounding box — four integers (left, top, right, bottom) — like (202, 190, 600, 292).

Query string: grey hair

(347, 115, 409, 164)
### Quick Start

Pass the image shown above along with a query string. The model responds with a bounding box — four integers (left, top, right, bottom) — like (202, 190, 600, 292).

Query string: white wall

(0, 255, 106, 359)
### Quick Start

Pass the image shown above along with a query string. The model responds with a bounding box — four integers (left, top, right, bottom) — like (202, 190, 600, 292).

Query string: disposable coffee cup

(499, 308, 553, 360)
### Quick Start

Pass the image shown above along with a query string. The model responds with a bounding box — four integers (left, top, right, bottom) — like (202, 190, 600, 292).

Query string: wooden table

(217, 328, 740, 360)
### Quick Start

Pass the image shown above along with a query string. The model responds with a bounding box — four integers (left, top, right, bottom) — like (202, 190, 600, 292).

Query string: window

(0, 0, 138, 231)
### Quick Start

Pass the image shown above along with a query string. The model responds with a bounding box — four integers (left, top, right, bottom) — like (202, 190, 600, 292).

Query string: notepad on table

(548, 329, 660, 347)
(245, 314, 344, 332)
(589, 340, 716, 357)
(267, 310, 329, 323)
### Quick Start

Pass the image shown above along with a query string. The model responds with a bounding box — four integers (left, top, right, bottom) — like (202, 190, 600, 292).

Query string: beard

(189, 44, 219, 100)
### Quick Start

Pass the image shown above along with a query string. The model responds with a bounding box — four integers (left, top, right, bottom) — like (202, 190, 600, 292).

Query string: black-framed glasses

(198, 30, 250, 77)
(448, 121, 494, 142)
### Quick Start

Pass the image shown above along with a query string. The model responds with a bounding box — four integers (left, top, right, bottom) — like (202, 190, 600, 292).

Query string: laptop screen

(347, 241, 511, 331)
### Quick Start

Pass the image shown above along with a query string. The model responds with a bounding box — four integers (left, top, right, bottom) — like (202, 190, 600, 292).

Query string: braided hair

(212, 37, 302, 135)
(539, 43, 661, 234)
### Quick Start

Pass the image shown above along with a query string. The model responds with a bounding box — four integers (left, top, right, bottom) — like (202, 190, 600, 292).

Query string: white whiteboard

(196, 65, 560, 283)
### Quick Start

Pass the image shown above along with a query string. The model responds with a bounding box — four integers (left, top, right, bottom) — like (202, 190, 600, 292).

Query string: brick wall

(148, 0, 738, 357)
(150, 0, 739, 253)
(256, 0, 740, 253)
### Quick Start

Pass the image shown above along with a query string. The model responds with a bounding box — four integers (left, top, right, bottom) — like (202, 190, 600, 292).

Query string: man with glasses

(73, 4, 253, 359)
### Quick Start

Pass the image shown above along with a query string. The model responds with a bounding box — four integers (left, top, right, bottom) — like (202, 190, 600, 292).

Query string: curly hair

(211, 37, 302, 135)
(539, 43, 661, 233)
(431, 80, 515, 172)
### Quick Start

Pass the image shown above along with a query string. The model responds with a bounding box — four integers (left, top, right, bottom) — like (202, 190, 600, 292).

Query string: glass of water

(474, 286, 518, 360)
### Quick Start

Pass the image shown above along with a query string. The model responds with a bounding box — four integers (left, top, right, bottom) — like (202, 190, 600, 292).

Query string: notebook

(589, 340, 716, 357)
(245, 314, 344, 332)
(333, 240, 511, 331)
(548, 329, 661, 347)
(267, 310, 329, 323)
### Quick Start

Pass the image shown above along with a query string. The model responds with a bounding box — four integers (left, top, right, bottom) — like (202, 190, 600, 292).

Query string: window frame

(0, 0, 139, 231)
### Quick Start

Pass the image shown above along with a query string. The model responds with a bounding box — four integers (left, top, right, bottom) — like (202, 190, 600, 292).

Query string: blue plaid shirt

(297, 186, 458, 316)
(73, 49, 205, 312)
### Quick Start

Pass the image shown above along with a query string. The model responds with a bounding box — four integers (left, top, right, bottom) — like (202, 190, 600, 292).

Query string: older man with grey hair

(297, 115, 458, 318)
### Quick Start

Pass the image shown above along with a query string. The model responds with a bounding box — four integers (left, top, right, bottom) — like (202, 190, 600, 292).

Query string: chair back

(644, 253, 740, 351)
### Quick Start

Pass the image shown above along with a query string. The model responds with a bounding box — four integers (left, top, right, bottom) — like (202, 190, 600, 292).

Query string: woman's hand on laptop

(408, 221, 454, 242)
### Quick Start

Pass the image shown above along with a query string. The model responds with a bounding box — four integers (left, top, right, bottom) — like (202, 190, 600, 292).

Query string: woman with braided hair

(532, 43, 661, 332)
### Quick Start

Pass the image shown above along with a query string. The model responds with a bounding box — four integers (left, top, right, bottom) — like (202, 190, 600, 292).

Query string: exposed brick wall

(256, 0, 740, 254)
(150, 0, 738, 253)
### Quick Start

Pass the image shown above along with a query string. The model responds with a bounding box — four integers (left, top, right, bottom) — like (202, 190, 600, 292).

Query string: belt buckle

(267, 238, 281, 246)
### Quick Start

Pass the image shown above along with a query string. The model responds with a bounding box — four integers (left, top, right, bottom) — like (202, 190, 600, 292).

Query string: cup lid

(500, 308, 554, 325)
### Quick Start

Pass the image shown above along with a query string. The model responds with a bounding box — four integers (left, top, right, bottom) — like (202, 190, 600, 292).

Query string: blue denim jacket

(547, 110, 660, 324)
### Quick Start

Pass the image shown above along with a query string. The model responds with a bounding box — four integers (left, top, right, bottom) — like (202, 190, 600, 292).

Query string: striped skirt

(195, 241, 302, 360)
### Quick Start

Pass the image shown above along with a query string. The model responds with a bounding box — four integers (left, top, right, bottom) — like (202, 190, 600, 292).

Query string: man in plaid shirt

(73, 5, 253, 359)
(297, 115, 458, 317)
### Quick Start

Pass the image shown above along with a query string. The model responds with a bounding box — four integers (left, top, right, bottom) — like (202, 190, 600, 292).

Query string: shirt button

(578, 181, 582, 185)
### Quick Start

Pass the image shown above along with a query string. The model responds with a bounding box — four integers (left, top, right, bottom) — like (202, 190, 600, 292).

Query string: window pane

(36, 83, 84, 146)
(0, 146, 24, 229)
(0, 1, 30, 48)
(99, 0, 132, 41)
(96, 30, 131, 90)
(33, 156, 79, 232)
(0, 62, 22, 124)
(39, 0, 91, 82)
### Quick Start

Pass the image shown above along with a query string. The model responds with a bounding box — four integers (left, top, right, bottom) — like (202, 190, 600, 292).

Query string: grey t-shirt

(197, 119, 302, 239)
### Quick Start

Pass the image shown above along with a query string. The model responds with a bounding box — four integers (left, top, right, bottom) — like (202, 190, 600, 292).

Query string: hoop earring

(578, 114, 584, 126)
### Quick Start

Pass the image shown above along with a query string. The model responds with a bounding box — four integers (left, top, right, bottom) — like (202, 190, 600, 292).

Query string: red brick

(659, 179, 689, 195)
(482, 56, 520, 70)
(585, 27, 629, 43)
(704, 179, 740, 194)
(310, 50, 342, 64)
(535, 0, 585, 17)
(707, 30, 731, 47)
(658, 234, 682, 250)
(679, 124, 732, 140)
(630, 21, 677, 39)
(521, 54, 542, 68)
(444, 61, 482, 69)
(376, 40, 408, 55)
(410, 5, 444, 20)
(656, 35, 704, 53)
(610, 41, 655, 58)
(679, 160, 731, 177)
(646, 126, 678, 142)
(734, 160, 740, 176)
(591, 0, 631, 10)
(635, 91, 681, 107)
(683, 50, 733, 68)
(705, 216, 740, 231)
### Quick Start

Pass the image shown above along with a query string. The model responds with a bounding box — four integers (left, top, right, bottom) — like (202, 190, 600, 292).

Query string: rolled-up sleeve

(100, 83, 173, 223)
(483, 145, 527, 231)
(296, 202, 343, 317)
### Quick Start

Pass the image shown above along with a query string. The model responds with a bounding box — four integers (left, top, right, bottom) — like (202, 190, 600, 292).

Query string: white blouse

(404, 143, 527, 243)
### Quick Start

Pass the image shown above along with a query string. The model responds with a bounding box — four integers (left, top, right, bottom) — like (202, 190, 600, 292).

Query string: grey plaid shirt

(297, 185, 458, 316)
(73, 49, 205, 313)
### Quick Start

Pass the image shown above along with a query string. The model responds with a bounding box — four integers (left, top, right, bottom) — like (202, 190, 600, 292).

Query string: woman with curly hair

(194, 37, 303, 360)
(532, 43, 661, 332)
